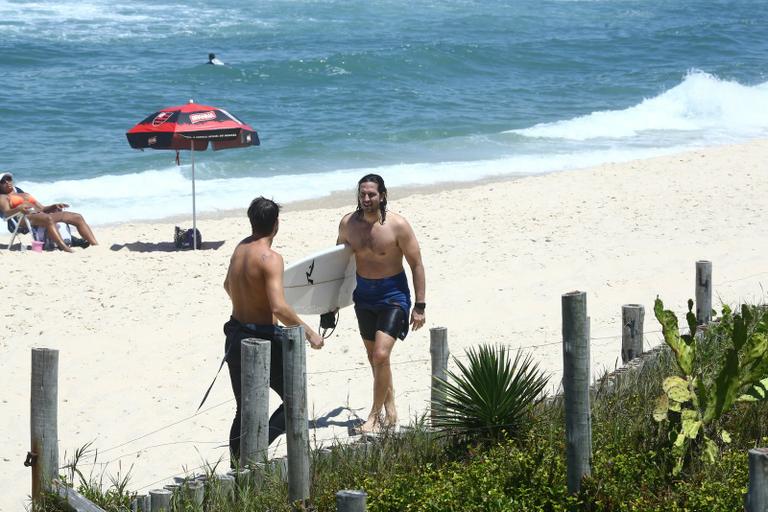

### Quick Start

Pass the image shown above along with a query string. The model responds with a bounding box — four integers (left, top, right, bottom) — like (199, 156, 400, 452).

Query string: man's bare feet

(358, 415, 382, 435)
(384, 390, 397, 427)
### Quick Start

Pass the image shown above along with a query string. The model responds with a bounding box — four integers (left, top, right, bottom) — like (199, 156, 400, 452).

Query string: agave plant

(432, 344, 549, 441)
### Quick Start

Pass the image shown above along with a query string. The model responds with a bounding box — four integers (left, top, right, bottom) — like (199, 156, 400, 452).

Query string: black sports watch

(414, 302, 426, 311)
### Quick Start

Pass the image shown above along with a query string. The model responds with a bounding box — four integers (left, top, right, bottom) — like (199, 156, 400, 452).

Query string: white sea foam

(0, 0, 269, 41)
(21, 145, 686, 226)
(510, 71, 768, 142)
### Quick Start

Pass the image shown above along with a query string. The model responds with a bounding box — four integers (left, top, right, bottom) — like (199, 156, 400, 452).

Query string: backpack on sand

(174, 226, 202, 249)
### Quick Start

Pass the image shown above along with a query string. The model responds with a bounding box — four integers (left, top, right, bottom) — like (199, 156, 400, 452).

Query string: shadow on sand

(110, 240, 226, 252)
(309, 406, 365, 432)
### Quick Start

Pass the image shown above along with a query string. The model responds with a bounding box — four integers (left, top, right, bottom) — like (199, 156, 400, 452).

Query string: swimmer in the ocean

(208, 53, 224, 66)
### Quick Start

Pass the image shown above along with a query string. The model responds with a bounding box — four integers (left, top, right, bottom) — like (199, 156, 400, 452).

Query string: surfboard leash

(319, 310, 340, 339)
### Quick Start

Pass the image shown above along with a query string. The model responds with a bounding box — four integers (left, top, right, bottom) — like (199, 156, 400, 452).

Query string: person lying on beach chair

(0, 172, 98, 252)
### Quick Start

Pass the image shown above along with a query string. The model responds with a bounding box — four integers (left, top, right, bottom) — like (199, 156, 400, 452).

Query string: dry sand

(2, 139, 768, 510)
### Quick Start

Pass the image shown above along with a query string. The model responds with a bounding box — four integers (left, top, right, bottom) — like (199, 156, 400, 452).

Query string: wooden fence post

(430, 327, 449, 426)
(149, 488, 172, 511)
(562, 291, 592, 494)
(336, 489, 367, 511)
(131, 494, 149, 511)
(54, 480, 106, 511)
(30, 347, 59, 504)
(621, 304, 644, 363)
(217, 473, 236, 499)
(695, 260, 712, 325)
(746, 447, 768, 512)
(283, 325, 310, 505)
(240, 338, 271, 467)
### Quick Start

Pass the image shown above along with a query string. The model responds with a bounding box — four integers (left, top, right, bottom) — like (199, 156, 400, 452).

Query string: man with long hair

(223, 196, 323, 465)
(337, 174, 426, 434)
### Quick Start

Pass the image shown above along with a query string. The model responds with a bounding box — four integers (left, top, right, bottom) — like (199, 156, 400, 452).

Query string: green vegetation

(41, 300, 768, 511)
(430, 344, 550, 442)
(653, 299, 768, 475)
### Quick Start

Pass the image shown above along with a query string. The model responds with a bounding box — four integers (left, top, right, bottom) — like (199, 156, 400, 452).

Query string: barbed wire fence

(41, 266, 768, 494)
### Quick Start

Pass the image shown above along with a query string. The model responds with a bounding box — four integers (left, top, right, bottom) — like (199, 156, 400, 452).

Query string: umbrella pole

(191, 139, 197, 250)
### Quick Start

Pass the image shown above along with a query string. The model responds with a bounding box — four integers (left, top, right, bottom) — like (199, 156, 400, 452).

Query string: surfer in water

(207, 53, 224, 66)
(223, 197, 323, 465)
(337, 174, 426, 434)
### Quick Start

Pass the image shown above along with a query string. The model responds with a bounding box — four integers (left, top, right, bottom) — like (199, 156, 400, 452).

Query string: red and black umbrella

(126, 100, 259, 249)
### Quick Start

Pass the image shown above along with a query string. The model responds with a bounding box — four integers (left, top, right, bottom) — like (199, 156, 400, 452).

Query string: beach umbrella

(126, 100, 259, 249)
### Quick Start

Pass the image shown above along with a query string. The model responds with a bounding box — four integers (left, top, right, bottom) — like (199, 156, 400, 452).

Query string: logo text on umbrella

(189, 111, 217, 124)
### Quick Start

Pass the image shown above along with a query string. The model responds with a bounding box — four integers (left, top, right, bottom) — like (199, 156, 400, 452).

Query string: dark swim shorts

(355, 306, 408, 341)
(353, 271, 412, 341)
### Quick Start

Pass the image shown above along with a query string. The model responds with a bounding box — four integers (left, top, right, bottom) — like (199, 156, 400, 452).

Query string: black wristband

(414, 302, 426, 311)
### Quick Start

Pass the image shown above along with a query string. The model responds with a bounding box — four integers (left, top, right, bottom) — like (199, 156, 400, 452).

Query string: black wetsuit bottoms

(223, 317, 285, 465)
(353, 271, 412, 341)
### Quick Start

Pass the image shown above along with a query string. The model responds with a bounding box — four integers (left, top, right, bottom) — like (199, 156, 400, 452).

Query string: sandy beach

(2, 139, 768, 510)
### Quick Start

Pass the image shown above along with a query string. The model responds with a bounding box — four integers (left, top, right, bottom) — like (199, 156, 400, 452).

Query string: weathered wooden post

(131, 494, 149, 511)
(429, 326, 449, 426)
(54, 480, 106, 511)
(336, 489, 367, 511)
(216, 473, 236, 501)
(621, 304, 644, 363)
(30, 348, 59, 504)
(695, 260, 712, 325)
(185, 480, 205, 506)
(283, 325, 310, 505)
(240, 338, 271, 467)
(149, 488, 172, 511)
(746, 447, 768, 512)
(562, 291, 592, 494)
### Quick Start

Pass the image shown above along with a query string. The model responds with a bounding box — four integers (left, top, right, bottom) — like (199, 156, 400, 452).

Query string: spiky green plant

(431, 344, 549, 441)
(653, 298, 768, 475)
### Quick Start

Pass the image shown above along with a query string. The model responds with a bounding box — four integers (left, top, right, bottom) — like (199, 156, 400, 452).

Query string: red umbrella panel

(125, 102, 259, 249)
(126, 102, 259, 150)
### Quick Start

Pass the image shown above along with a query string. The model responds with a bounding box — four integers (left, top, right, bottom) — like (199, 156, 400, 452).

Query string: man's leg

(268, 337, 285, 444)
(225, 343, 242, 467)
(361, 331, 396, 433)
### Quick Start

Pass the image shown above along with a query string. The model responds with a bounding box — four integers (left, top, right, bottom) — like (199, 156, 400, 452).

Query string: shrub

(431, 344, 549, 442)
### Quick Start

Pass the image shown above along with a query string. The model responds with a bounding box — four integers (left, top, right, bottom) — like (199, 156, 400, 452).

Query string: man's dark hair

(356, 173, 387, 223)
(248, 197, 280, 237)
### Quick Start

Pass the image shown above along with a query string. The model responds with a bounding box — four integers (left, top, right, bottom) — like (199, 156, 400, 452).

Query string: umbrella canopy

(125, 101, 259, 249)
(126, 101, 259, 151)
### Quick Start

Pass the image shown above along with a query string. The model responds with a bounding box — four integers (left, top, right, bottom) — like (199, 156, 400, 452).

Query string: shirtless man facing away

(337, 174, 426, 434)
(224, 197, 323, 465)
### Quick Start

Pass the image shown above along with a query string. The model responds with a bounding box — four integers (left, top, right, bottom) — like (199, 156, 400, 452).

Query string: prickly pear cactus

(653, 298, 768, 475)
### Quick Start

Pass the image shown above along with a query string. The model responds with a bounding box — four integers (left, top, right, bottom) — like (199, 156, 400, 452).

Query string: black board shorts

(355, 306, 409, 341)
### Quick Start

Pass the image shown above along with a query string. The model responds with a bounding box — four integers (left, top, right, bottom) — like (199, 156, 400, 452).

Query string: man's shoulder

(385, 211, 410, 228)
(235, 240, 282, 263)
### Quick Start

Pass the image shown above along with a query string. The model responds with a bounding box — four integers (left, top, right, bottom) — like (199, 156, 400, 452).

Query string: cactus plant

(653, 298, 768, 475)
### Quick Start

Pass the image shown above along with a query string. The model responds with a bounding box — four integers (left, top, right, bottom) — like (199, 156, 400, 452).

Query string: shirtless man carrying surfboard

(223, 197, 324, 464)
(337, 174, 426, 434)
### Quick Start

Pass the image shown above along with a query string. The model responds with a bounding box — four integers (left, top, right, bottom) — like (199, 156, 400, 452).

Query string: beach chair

(4, 210, 35, 251)
(3, 184, 74, 251)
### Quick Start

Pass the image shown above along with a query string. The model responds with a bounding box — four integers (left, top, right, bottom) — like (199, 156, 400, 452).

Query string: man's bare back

(224, 236, 277, 325)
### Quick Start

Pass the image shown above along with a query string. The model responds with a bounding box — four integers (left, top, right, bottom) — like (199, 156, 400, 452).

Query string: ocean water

(1, 0, 767, 225)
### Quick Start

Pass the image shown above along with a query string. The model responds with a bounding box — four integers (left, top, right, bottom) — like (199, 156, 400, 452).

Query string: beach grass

(40, 301, 768, 511)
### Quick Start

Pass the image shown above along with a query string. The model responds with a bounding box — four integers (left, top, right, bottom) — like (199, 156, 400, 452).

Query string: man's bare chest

(348, 223, 397, 256)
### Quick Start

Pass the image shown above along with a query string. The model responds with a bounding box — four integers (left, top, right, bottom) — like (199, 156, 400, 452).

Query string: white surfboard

(283, 244, 357, 315)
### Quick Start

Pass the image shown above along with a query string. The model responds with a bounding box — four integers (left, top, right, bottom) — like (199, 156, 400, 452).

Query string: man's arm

(262, 251, 325, 349)
(397, 218, 426, 331)
(336, 213, 351, 245)
(223, 267, 231, 298)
